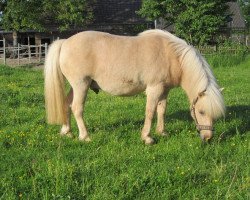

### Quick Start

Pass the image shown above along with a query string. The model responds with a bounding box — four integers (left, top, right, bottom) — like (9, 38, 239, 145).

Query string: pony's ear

(219, 87, 224, 93)
(198, 89, 206, 97)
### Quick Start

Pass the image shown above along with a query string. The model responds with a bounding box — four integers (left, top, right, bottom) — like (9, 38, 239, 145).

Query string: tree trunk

(12, 30, 19, 58)
(35, 33, 41, 58)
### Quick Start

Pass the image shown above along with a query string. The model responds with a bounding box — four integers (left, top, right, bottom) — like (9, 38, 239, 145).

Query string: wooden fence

(0, 38, 248, 66)
(198, 45, 248, 55)
(0, 38, 48, 66)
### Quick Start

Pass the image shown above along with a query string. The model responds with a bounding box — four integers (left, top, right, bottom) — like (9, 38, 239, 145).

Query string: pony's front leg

(71, 80, 91, 142)
(60, 88, 73, 137)
(156, 97, 168, 136)
(141, 85, 164, 145)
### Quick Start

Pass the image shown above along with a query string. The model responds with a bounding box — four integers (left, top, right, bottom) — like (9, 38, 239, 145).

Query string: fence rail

(0, 38, 48, 66)
(197, 45, 248, 55)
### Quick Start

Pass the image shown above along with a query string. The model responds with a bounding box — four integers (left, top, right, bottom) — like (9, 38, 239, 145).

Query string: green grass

(206, 52, 248, 68)
(0, 56, 249, 199)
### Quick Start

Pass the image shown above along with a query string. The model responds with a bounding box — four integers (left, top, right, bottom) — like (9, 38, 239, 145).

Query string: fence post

(3, 38, 6, 65)
(45, 43, 48, 58)
(213, 45, 217, 52)
(28, 44, 31, 63)
(39, 44, 41, 62)
(18, 43, 20, 66)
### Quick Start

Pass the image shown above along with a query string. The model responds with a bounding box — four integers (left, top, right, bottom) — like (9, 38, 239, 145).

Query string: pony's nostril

(199, 132, 212, 142)
(199, 134, 205, 141)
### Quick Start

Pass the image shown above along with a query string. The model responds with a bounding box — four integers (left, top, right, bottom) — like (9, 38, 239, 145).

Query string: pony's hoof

(159, 131, 168, 137)
(66, 132, 73, 138)
(79, 136, 91, 142)
(143, 137, 155, 145)
(59, 132, 73, 138)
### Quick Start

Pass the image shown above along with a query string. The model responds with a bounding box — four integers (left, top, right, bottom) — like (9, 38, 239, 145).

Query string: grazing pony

(44, 30, 225, 144)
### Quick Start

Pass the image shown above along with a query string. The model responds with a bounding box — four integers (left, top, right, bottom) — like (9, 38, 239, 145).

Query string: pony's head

(190, 88, 225, 141)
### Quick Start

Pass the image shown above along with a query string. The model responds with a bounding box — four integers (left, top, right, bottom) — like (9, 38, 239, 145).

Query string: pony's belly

(96, 80, 146, 96)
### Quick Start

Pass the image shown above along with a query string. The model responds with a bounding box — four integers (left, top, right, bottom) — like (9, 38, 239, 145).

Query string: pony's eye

(199, 110, 205, 115)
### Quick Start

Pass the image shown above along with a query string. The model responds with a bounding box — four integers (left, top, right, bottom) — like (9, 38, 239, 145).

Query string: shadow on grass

(88, 109, 192, 135)
(88, 105, 249, 142)
(167, 105, 250, 141)
(88, 119, 145, 133)
(223, 105, 250, 138)
(166, 110, 191, 122)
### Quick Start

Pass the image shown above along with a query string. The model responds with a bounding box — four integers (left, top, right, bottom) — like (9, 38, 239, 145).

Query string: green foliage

(0, 56, 249, 199)
(2, 0, 44, 31)
(43, 0, 93, 32)
(2, 0, 93, 32)
(0, 0, 7, 11)
(139, 0, 233, 45)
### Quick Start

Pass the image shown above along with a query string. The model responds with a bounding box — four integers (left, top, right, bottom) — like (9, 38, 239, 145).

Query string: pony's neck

(180, 73, 202, 104)
(179, 48, 209, 104)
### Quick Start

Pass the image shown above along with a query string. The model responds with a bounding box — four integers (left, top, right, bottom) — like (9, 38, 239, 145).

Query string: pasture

(0, 55, 249, 199)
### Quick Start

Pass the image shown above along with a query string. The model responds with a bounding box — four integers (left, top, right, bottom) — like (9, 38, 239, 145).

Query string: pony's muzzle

(199, 130, 213, 142)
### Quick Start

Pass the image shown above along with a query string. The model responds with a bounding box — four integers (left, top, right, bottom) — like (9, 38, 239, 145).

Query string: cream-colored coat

(44, 30, 225, 144)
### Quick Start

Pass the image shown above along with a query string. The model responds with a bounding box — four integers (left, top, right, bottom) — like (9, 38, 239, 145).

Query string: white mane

(140, 29, 226, 119)
(139, 29, 187, 45)
(181, 47, 226, 119)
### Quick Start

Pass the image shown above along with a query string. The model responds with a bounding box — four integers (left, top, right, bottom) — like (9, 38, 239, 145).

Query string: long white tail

(44, 39, 66, 124)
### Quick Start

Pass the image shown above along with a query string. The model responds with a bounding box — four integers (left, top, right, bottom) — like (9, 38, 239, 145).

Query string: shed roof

(92, 0, 148, 25)
(228, 2, 246, 29)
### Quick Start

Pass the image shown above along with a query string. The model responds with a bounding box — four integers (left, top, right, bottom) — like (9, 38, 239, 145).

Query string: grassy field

(0, 55, 249, 199)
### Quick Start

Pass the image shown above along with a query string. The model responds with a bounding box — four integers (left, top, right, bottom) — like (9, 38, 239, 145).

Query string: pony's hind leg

(60, 88, 73, 137)
(156, 91, 169, 136)
(142, 85, 165, 145)
(71, 79, 91, 142)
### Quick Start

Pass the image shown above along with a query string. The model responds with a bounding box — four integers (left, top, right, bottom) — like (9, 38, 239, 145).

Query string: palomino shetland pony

(44, 29, 225, 144)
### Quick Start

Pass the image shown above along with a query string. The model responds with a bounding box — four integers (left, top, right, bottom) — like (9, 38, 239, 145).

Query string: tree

(0, 0, 7, 11)
(139, 0, 233, 45)
(1, 0, 93, 32)
(2, 0, 44, 32)
(43, 0, 94, 32)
